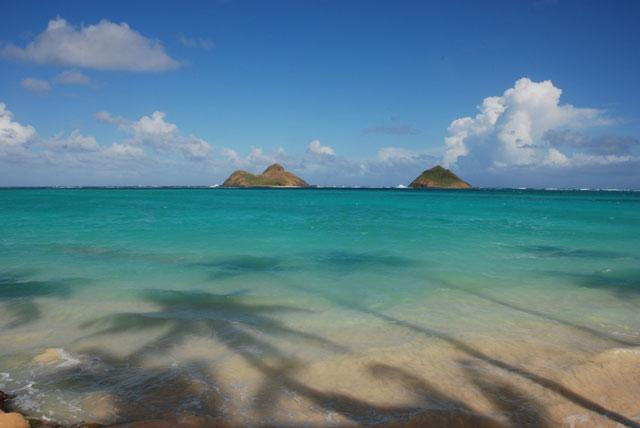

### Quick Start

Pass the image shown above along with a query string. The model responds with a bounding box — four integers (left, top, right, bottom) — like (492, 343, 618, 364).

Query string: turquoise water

(0, 188, 639, 426)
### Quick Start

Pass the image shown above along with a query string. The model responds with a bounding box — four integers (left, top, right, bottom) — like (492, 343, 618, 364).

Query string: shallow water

(0, 188, 639, 426)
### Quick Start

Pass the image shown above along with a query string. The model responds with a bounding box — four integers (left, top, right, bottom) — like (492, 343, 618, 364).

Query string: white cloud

(98, 110, 211, 160)
(51, 129, 99, 152)
(543, 149, 634, 168)
(54, 69, 90, 85)
(2, 17, 179, 71)
(179, 137, 211, 160)
(20, 77, 51, 94)
(130, 111, 178, 140)
(0, 103, 37, 154)
(95, 111, 116, 124)
(103, 143, 145, 159)
(221, 148, 242, 163)
(213, 142, 436, 187)
(443, 77, 610, 169)
(308, 139, 335, 156)
(377, 147, 416, 163)
(543, 148, 569, 167)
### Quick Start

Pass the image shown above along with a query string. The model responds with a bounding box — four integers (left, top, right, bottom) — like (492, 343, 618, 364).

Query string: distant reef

(222, 164, 309, 188)
(409, 165, 471, 189)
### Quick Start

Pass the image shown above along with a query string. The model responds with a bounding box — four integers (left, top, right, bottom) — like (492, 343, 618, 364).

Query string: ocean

(1, 188, 639, 426)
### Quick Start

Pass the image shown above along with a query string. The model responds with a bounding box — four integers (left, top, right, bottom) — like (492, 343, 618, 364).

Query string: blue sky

(1, 0, 639, 187)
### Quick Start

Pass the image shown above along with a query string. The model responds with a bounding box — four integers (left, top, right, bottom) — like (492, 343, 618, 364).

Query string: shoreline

(3, 340, 639, 427)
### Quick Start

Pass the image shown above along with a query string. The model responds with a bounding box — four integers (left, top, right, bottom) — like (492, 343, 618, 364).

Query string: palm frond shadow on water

(0, 271, 89, 330)
(543, 268, 640, 299)
(60, 288, 349, 424)
(45, 280, 636, 427)
(441, 281, 640, 347)
(275, 279, 639, 427)
(59, 287, 550, 428)
(5, 252, 639, 427)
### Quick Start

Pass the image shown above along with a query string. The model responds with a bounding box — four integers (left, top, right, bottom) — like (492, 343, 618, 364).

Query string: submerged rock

(409, 165, 471, 189)
(33, 348, 65, 365)
(221, 164, 309, 188)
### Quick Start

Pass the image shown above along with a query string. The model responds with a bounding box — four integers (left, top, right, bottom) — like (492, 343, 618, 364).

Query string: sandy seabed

(7, 329, 637, 428)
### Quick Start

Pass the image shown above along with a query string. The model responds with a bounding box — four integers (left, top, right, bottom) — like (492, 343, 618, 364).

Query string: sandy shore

(3, 336, 639, 428)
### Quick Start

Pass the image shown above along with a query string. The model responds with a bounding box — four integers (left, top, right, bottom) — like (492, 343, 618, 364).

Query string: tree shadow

(366, 363, 505, 427)
(542, 269, 640, 299)
(518, 245, 626, 260)
(11, 271, 638, 426)
(82, 289, 347, 357)
(277, 280, 639, 427)
(190, 255, 294, 280)
(188, 251, 417, 282)
(48, 243, 180, 264)
(242, 352, 457, 426)
(0, 271, 88, 329)
(441, 281, 639, 346)
(33, 347, 226, 425)
(66, 288, 351, 424)
(0, 272, 83, 299)
(314, 251, 418, 274)
(460, 361, 552, 428)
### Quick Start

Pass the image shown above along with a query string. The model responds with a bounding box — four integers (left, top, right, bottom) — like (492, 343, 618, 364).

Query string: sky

(1, 0, 639, 188)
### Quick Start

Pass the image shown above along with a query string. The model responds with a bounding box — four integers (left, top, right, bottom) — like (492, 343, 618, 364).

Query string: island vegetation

(221, 164, 309, 188)
(409, 165, 471, 189)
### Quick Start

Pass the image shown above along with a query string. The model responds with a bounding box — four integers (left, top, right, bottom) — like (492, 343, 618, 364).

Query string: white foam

(56, 349, 81, 368)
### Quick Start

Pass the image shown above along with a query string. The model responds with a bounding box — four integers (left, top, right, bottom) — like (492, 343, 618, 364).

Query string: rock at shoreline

(221, 164, 309, 188)
(409, 165, 471, 189)
(0, 392, 29, 428)
(0, 411, 30, 428)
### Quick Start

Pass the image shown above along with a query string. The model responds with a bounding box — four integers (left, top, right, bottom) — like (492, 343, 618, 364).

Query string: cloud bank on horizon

(1, 77, 638, 187)
(0, 12, 638, 188)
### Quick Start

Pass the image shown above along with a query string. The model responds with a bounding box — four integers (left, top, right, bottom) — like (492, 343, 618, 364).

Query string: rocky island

(409, 165, 471, 189)
(222, 163, 309, 188)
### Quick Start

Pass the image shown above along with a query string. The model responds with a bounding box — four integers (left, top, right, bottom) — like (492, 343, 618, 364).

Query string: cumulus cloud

(0, 103, 37, 156)
(220, 148, 242, 164)
(441, 77, 634, 172)
(97, 110, 211, 160)
(20, 77, 51, 94)
(0, 104, 445, 186)
(308, 139, 335, 156)
(2, 17, 179, 71)
(542, 147, 569, 167)
(130, 111, 178, 140)
(54, 69, 91, 85)
(103, 143, 145, 159)
(50, 129, 99, 152)
(377, 147, 417, 162)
